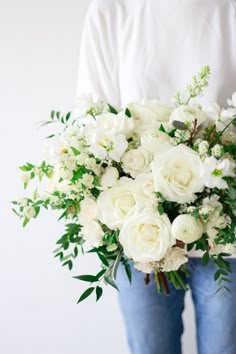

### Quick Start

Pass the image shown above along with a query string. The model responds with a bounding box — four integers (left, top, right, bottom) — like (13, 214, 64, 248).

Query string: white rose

(133, 173, 157, 208)
(161, 247, 188, 272)
(99, 166, 119, 190)
(119, 209, 175, 262)
(151, 145, 204, 203)
(78, 197, 98, 226)
(95, 112, 135, 138)
(121, 148, 152, 177)
(141, 130, 173, 155)
(82, 221, 103, 247)
(169, 105, 208, 126)
(171, 215, 203, 244)
(134, 261, 160, 274)
(97, 177, 137, 229)
(128, 100, 173, 136)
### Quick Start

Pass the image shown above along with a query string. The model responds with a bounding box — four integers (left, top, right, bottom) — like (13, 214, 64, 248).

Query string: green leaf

(65, 112, 71, 121)
(214, 269, 221, 281)
(201, 252, 210, 266)
(104, 275, 119, 291)
(107, 103, 118, 114)
(98, 253, 109, 267)
(50, 110, 55, 119)
(71, 147, 80, 156)
(96, 268, 107, 279)
(158, 204, 164, 215)
(74, 246, 78, 258)
(23, 217, 29, 227)
(125, 107, 131, 117)
(62, 260, 73, 270)
(124, 262, 132, 284)
(77, 287, 95, 303)
(96, 286, 103, 301)
(73, 275, 98, 282)
(159, 124, 166, 133)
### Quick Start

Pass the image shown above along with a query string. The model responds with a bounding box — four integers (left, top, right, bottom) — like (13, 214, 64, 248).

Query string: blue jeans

(116, 258, 236, 354)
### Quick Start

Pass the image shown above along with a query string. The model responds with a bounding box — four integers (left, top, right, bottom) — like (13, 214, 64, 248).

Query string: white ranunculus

(119, 209, 175, 262)
(128, 100, 173, 136)
(82, 221, 103, 247)
(161, 247, 188, 272)
(151, 144, 204, 203)
(97, 177, 137, 229)
(227, 92, 236, 108)
(121, 148, 152, 177)
(141, 130, 173, 155)
(202, 157, 235, 189)
(99, 166, 119, 190)
(78, 197, 98, 226)
(171, 215, 203, 244)
(169, 105, 208, 126)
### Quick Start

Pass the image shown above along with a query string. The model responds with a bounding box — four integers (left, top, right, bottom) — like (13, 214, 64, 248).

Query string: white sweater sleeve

(76, 0, 121, 106)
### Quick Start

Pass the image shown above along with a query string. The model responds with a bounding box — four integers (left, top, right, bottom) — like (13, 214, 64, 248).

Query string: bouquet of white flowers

(13, 67, 236, 302)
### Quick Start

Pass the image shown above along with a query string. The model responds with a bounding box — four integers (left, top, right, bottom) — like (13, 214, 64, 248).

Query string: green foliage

(107, 103, 118, 114)
(53, 223, 84, 271)
(213, 254, 232, 297)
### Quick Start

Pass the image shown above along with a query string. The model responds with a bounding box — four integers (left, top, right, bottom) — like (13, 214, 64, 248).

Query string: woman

(76, 1, 236, 353)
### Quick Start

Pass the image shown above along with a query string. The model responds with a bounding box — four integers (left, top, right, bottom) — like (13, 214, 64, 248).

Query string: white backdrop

(0, 0, 197, 353)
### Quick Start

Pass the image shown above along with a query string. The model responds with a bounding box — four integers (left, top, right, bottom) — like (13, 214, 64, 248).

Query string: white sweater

(77, 0, 236, 108)
(76, 0, 236, 257)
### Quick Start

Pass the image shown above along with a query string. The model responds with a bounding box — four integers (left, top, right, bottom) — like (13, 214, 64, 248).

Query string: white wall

(0, 1, 197, 353)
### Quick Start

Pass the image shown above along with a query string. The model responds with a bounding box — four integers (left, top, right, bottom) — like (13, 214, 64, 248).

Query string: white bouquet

(13, 67, 236, 302)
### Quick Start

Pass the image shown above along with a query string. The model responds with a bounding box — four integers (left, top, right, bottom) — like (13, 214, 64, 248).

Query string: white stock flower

(151, 145, 204, 203)
(141, 130, 173, 155)
(211, 144, 223, 158)
(198, 141, 209, 155)
(20, 173, 31, 185)
(97, 178, 137, 229)
(82, 221, 103, 247)
(99, 166, 119, 190)
(119, 209, 174, 262)
(208, 240, 236, 256)
(78, 197, 98, 226)
(23, 206, 36, 220)
(161, 247, 188, 272)
(17, 198, 28, 207)
(202, 157, 235, 189)
(171, 215, 203, 244)
(121, 148, 152, 177)
(128, 100, 173, 136)
(227, 92, 236, 108)
(169, 105, 208, 126)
